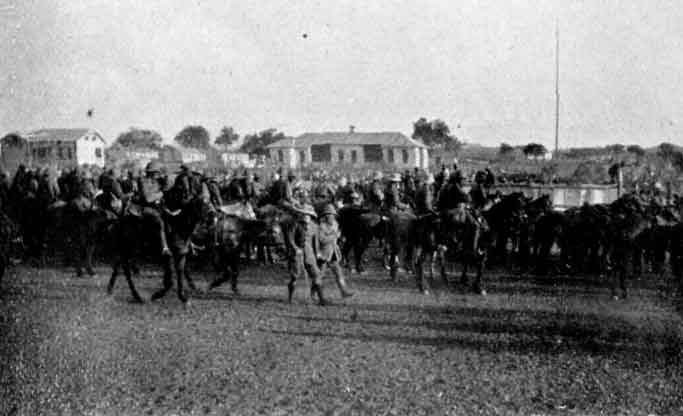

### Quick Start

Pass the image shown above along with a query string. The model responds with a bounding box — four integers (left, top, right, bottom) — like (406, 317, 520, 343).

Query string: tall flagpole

(554, 20, 560, 157)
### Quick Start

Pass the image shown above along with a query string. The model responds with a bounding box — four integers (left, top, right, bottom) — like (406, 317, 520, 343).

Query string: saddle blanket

(220, 202, 256, 219)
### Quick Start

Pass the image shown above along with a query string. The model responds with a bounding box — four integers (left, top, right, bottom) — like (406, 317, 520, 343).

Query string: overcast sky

(1, 0, 682, 148)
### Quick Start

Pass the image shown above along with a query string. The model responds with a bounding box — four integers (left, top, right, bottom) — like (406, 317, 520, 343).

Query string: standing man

(317, 204, 354, 299)
(287, 204, 327, 306)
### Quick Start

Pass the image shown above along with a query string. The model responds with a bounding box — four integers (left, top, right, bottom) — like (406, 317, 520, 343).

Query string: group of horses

(1, 173, 682, 307)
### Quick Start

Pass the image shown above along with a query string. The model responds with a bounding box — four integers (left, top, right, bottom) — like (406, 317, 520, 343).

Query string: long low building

(1, 128, 106, 172)
(266, 127, 429, 169)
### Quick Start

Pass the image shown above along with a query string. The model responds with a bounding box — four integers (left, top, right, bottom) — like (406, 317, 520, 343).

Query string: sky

(1, 0, 682, 149)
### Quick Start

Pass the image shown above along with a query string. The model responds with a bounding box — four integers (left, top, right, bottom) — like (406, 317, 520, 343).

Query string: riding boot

(313, 284, 329, 306)
(287, 281, 295, 303)
(160, 224, 171, 257)
(336, 276, 354, 298)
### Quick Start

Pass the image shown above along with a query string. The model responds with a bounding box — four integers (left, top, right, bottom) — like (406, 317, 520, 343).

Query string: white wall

(76, 134, 105, 167)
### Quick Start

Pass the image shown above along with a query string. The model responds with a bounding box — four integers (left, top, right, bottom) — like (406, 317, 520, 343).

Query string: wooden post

(616, 165, 623, 197)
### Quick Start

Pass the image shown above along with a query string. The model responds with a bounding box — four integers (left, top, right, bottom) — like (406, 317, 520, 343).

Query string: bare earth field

(1, 260, 682, 416)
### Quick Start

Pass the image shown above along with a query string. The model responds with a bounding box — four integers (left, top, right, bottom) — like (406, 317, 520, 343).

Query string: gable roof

(266, 131, 426, 149)
(9, 128, 103, 143)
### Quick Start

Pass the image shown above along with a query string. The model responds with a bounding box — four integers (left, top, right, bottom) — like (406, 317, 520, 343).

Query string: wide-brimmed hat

(321, 204, 337, 216)
(389, 172, 402, 182)
(373, 171, 383, 181)
(145, 161, 162, 174)
(295, 204, 317, 218)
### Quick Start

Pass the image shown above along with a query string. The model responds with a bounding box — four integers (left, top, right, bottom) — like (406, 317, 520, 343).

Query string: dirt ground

(1, 260, 682, 416)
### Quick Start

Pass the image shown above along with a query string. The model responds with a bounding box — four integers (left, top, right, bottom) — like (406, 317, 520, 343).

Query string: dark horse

(206, 213, 283, 293)
(106, 188, 215, 305)
(337, 205, 388, 274)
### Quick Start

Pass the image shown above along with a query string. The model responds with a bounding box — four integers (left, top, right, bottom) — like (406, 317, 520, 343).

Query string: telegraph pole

(554, 20, 560, 157)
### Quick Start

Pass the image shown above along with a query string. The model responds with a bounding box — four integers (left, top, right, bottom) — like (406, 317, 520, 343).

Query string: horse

(434, 205, 491, 295)
(484, 192, 528, 267)
(337, 205, 388, 274)
(106, 187, 215, 305)
(206, 213, 283, 293)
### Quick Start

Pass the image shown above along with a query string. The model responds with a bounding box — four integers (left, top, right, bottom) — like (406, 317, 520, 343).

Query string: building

(221, 152, 254, 168)
(1, 128, 106, 172)
(266, 127, 429, 169)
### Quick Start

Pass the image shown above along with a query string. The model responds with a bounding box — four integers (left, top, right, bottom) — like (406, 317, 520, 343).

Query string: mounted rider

(414, 172, 437, 217)
(384, 172, 411, 213)
(97, 167, 125, 218)
(134, 161, 171, 257)
(366, 171, 385, 211)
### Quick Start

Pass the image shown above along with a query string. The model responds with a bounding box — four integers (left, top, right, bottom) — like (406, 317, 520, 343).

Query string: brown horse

(106, 188, 215, 305)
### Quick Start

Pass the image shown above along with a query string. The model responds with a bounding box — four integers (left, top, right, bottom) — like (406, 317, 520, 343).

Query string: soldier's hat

(295, 204, 317, 218)
(145, 161, 162, 174)
(350, 190, 361, 200)
(389, 172, 402, 182)
(373, 171, 383, 181)
(287, 170, 297, 180)
(423, 173, 435, 185)
(176, 164, 190, 174)
(321, 204, 337, 216)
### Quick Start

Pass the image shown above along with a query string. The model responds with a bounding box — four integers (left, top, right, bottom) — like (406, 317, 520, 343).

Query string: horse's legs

(413, 246, 428, 294)
(437, 245, 448, 284)
(473, 253, 486, 295)
(151, 256, 173, 301)
(184, 262, 198, 292)
(229, 255, 240, 294)
(460, 255, 469, 286)
(175, 255, 188, 303)
(341, 238, 353, 269)
(123, 259, 144, 303)
(354, 238, 367, 274)
(107, 258, 120, 294)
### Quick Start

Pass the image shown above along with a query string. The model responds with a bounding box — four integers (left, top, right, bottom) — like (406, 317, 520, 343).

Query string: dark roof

(266, 131, 426, 149)
(12, 128, 103, 143)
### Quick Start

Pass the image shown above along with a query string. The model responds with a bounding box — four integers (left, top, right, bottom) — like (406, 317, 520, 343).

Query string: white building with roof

(266, 126, 429, 169)
(1, 128, 106, 172)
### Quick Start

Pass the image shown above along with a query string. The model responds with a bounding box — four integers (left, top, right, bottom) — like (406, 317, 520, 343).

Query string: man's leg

(143, 207, 170, 256)
(304, 260, 326, 306)
(330, 259, 354, 298)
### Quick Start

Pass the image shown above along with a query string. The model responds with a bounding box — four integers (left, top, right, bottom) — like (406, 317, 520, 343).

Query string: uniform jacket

(415, 184, 435, 215)
(137, 176, 164, 206)
(293, 221, 319, 265)
(317, 220, 342, 262)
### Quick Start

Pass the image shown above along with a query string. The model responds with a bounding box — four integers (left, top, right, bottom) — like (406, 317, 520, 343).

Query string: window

(38, 148, 47, 158)
(277, 150, 284, 162)
(351, 150, 357, 163)
(57, 147, 63, 159)
(338, 150, 344, 162)
(402, 149, 409, 164)
(32, 148, 37, 158)
(388, 148, 394, 163)
(95, 148, 102, 158)
(67, 148, 73, 160)
(299, 150, 306, 164)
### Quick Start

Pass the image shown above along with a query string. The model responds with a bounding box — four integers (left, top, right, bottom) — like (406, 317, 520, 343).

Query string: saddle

(219, 202, 256, 219)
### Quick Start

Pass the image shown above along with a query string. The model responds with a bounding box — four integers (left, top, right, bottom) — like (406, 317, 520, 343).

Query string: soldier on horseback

(384, 173, 411, 213)
(135, 161, 171, 257)
(98, 167, 125, 219)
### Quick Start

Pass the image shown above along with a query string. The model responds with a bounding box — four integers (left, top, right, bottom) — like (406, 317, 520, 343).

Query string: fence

(487, 183, 621, 211)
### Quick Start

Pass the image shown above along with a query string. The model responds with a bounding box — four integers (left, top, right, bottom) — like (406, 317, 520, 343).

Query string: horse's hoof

(421, 289, 430, 295)
(479, 289, 487, 296)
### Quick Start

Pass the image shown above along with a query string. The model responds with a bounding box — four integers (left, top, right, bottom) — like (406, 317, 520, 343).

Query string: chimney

(349, 125, 355, 134)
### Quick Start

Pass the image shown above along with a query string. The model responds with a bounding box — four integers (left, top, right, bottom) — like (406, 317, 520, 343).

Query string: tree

(605, 144, 625, 154)
(499, 142, 515, 157)
(215, 126, 239, 149)
(174, 125, 211, 149)
(240, 128, 289, 156)
(657, 142, 677, 161)
(522, 143, 548, 158)
(114, 128, 163, 148)
(626, 144, 645, 157)
(412, 117, 461, 151)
